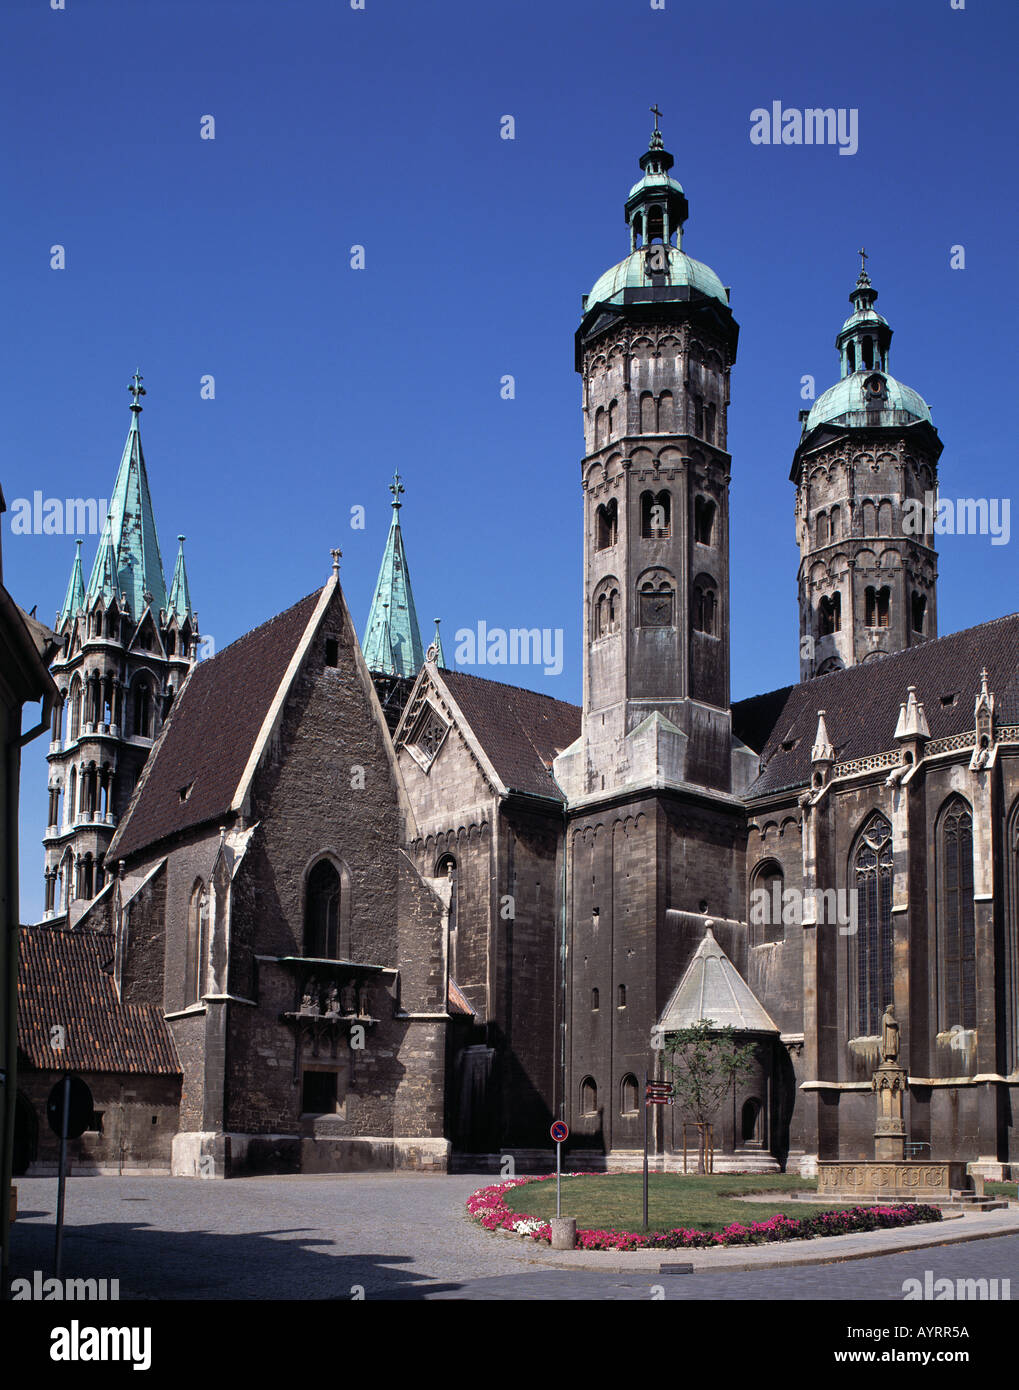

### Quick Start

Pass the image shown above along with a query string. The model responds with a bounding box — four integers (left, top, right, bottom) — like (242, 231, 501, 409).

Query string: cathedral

(16, 122, 1018, 1180)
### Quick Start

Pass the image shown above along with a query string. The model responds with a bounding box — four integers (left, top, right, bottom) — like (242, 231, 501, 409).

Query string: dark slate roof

(111, 590, 322, 859)
(17, 927, 180, 1075)
(734, 614, 1019, 799)
(439, 669, 581, 802)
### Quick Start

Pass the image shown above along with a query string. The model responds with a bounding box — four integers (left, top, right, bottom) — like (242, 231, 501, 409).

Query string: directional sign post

(643, 1076, 673, 1231)
(47, 1074, 94, 1278)
(550, 1120, 569, 1218)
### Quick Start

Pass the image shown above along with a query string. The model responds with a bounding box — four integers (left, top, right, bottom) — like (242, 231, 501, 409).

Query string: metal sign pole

(54, 1074, 71, 1278)
(556, 1136, 562, 1219)
(642, 1069, 649, 1232)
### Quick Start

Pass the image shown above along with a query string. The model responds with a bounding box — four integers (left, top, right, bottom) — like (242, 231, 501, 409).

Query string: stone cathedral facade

(21, 123, 1018, 1179)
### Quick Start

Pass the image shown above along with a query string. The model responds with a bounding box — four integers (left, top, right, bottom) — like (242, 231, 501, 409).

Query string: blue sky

(4, 0, 1016, 921)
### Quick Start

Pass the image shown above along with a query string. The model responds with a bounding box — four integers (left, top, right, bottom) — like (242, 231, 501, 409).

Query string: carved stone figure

(300, 977, 319, 1015)
(358, 981, 370, 1017)
(340, 982, 357, 1015)
(881, 1003, 899, 1062)
(324, 984, 340, 1017)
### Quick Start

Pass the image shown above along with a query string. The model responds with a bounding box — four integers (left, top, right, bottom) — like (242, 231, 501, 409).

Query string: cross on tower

(650, 103, 663, 132)
(390, 472, 405, 507)
(128, 369, 146, 410)
(858, 246, 869, 273)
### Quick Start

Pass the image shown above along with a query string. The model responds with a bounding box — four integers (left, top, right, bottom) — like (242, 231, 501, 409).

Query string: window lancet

(937, 798, 976, 1031)
(305, 860, 341, 959)
(852, 814, 894, 1036)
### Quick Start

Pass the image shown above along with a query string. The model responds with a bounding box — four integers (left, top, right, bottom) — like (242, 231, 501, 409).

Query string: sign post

(550, 1120, 569, 1218)
(47, 1074, 94, 1278)
(644, 1077, 673, 1233)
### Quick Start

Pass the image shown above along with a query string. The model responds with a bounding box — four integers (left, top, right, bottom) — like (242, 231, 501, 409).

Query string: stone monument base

(817, 1159, 970, 1201)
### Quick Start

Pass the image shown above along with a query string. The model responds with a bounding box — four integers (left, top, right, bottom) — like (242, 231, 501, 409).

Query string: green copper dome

(804, 371, 932, 433)
(587, 246, 729, 309)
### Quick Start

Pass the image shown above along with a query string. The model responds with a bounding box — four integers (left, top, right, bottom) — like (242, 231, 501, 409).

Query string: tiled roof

(17, 927, 180, 1075)
(653, 926, 779, 1036)
(447, 978, 476, 1017)
(733, 615, 1019, 799)
(110, 590, 322, 859)
(439, 669, 581, 801)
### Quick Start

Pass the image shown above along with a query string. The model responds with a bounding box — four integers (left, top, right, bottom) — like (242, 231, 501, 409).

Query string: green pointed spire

(428, 618, 446, 667)
(59, 539, 86, 624)
(86, 372, 168, 619)
(361, 473, 425, 677)
(167, 534, 194, 622)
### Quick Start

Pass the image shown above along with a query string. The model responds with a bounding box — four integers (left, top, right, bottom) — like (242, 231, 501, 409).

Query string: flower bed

(465, 1174, 943, 1250)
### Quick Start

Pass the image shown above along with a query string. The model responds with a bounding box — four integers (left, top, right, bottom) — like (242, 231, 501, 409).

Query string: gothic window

(705, 402, 716, 445)
(640, 490, 671, 539)
(106, 608, 118, 638)
(133, 679, 151, 738)
(608, 399, 620, 438)
(1004, 801, 1019, 1075)
(620, 1074, 639, 1116)
(818, 592, 841, 635)
(580, 1077, 598, 1115)
(862, 500, 877, 537)
(937, 798, 976, 1031)
(595, 498, 618, 550)
(816, 511, 829, 546)
(409, 703, 449, 768)
(67, 767, 77, 826)
(69, 679, 82, 740)
(911, 592, 927, 634)
(750, 860, 784, 946)
(185, 880, 210, 1005)
(638, 577, 674, 628)
(594, 407, 606, 449)
(639, 392, 656, 434)
(852, 813, 894, 1037)
(878, 500, 893, 535)
(658, 392, 675, 433)
(595, 593, 607, 637)
(694, 496, 715, 546)
(865, 586, 891, 628)
(305, 860, 341, 959)
(692, 577, 717, 635)
(830, 505, 841, 539)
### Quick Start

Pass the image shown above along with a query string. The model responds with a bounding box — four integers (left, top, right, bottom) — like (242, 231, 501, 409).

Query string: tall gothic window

(305, 860, 341, 959)
(818, 592, 841, 635)
(694, 496, 715, 546)
(692, 577, 717, 635)
(436, 854, 457, 936)
(852, 813, 894, 1036)
(750, 860, 784, 946)
(595, 499, 618, 550)
(911, 592, 927, 634)
(1005, 800, 1019, 1075)
(640, 489, 671, 539)
(580, 1077, 598, 1115)
(937, 797, 976, 1030)
(865, 585, 890, 628)
(185, 881, 210, 1005)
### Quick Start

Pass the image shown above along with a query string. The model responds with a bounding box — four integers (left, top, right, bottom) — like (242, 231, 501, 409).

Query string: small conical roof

(167, 535, 194, 623)
(59, 540, 86, 624)
(654, 925, 779, 1037)
(361, 473, 424, 677)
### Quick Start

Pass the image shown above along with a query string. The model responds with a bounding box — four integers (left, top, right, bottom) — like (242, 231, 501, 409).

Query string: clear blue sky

(4, 0, 1016, 921)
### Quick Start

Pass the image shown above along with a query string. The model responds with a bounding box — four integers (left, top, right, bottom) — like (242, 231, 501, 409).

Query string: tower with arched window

(792, 263, 942, 680)
(41, 377, 198, 923)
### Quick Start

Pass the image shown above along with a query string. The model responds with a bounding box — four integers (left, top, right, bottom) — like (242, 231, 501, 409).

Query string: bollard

(549, 1217, 577, 1250)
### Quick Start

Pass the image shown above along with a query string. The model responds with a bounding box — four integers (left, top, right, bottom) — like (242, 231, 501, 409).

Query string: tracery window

(852, 813, 894, 1036)
(409, 703, 449, 767)
(185, 880, 210, 1005)
(305, 860, 341, 959)
(937, 798, 976, 1030)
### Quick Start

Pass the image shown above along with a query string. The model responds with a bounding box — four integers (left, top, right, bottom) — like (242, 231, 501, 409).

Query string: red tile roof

(733, 614, 1019, 798)
(17, 927, 180, 1075)
(110, 590, 322, 859)
(439, 669, 581, 802)
(447, 977, 476, 1017)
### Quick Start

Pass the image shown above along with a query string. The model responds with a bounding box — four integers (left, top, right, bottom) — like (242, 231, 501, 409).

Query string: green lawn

(986, 1181, 1018, 1198)
(501, 1173, 831, 1235)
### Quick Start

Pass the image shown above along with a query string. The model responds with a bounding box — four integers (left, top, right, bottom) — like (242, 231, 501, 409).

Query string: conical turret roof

(361, 473, 424, 677)
(654, 925, 779, 1037)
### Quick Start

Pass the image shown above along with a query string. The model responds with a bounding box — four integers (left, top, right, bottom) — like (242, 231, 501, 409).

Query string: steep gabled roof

(17, 927, 180, 1075)
(733, 614, 1019, 799)
(109, 589, 323, 859)
(438, 668, 581, 801)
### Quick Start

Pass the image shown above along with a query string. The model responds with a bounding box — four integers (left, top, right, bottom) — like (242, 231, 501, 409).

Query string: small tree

(661, 1019, 758, 1173)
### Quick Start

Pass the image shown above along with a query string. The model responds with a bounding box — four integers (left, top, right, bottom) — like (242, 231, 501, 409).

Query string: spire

(624, 108, 689, 254)
(811, 710, 835, 763)
(836, 253, 892, 379)
(59, 539, 86, 624)
(86, 373, 168, 619)
(166, 535, 195, 623)
(426, 618, 446, 667)
(893, 686, 931, 741)
(361, 474, 425, 678)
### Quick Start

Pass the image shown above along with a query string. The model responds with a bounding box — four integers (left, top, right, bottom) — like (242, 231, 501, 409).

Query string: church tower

(556, 114, 741, 799)
(793, 259, 942, 680)
(42, 375, 197, 922)
(555, 117, 753, 1163)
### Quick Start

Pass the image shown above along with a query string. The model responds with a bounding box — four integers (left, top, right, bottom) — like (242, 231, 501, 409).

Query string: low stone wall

(172, 1130, 449, 1177)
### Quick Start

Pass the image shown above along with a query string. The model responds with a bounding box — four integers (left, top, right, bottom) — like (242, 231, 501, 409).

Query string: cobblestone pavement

(8, 1174, 1019, 1300)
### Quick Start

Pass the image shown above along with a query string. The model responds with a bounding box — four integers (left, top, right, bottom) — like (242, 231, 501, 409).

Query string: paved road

(8, 1174, 1019, 1300)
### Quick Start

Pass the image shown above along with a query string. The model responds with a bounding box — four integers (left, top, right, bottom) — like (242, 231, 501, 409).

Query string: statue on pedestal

(340, 981, 357, 1015)
(300, 978, 319, 1016)
(881, 1003, 899, 1062)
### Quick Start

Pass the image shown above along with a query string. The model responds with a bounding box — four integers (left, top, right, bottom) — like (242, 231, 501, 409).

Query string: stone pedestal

(549, 1217, 577, 1250)
(817, 1159, 969, 1200)
(872, 1061, 908, 1161)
